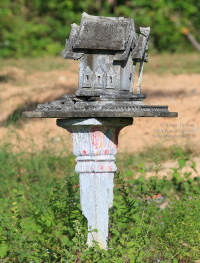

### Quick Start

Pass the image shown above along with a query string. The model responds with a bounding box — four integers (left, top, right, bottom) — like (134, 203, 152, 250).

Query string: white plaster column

(57, 117, 133, 249)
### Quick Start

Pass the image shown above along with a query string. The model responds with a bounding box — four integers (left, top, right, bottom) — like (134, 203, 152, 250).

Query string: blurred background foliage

(0, 0, 200, 58)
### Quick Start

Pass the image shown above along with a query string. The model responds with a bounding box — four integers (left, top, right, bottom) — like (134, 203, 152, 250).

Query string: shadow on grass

(0, 74, 14, 83)
(0, 101, 39, 127)
(0, 95, 64, 127)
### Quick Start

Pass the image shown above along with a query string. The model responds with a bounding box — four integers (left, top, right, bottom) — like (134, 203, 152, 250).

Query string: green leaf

(178, 158, 186, 168)
(122, 233, 128, 238)
(172, 171, 180, 179)
(127, 241, 135, 248)
(132, 214, 140, 223)
(184, 172, 191, 179)
(119, 238, 125, 245)
(0, 244, 8, 258)
(62, 236, 70, 245)
(191, 161, 197, 173)
(135, 227, 141, 235)
(20, 252, 29, 261)
(46, 218, 51, 227)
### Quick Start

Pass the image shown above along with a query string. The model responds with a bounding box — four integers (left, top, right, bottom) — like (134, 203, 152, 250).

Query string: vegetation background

(1, 0, 200, 58)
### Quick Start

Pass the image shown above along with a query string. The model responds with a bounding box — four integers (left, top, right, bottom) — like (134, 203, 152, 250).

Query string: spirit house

(62, 12, 150, 97)
(23, 12, 177, 118)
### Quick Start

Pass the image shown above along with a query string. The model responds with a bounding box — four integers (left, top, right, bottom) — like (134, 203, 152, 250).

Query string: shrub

(0, 0, 200, 57)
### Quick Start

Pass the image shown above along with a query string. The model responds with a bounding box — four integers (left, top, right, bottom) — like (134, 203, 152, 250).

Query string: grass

(117, 143, 200, 175)
(0, 52, 200, 76)
(144, 52, 200, 75)
(0, 57, 70, 74)
(0, 141, 199, 263)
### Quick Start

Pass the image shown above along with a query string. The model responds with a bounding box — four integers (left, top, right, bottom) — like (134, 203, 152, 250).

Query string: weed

(0, 144, 199, 262)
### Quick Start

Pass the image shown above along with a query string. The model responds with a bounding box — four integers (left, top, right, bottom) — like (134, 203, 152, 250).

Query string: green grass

(117, 144, 200, 176)
(144, 52, 200, 75)
(0, 52, 200, 75)
(0, 142, 199, 262)
(0, 57, 70, 74)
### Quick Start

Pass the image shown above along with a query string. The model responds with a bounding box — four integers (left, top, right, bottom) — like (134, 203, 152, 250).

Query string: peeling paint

(82, 150, 87, 155)
(100, 164, 104, 171)
(104, 149, 109, 154)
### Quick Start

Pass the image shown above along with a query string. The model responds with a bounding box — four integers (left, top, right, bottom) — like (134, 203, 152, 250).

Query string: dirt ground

(0, 60, 200, 176)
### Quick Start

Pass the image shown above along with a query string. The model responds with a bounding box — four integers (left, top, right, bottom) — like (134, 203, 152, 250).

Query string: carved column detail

(57, 117, 133, 249)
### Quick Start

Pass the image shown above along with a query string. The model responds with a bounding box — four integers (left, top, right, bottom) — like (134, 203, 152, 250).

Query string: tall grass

(0, 138, 199, 262)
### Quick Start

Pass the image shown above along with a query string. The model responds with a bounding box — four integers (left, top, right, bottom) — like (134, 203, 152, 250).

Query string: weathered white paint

(137, 61, 144, 94)
(120, 55, 133, 91)
(131, 60, 137, 93)
(57, 117, 133, 249)
(80, 172, 114, 248)
(78, 53, 121, 91)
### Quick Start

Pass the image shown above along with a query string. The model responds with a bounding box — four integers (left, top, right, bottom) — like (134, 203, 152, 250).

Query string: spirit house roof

(62, 13, 149, 61)
(73, 13, 135, 50)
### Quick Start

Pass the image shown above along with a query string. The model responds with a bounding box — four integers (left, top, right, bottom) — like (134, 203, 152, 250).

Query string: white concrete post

(57, 117, 133, 249)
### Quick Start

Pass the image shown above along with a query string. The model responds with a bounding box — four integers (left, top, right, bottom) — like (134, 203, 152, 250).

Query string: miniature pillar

(57, 117, 133, 249)
(131, 60, 137, 93)
(137, 61, 144, 94)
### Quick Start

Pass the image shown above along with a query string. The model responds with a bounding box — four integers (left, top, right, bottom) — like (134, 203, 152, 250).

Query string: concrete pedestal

(57, 117, 133, 249)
